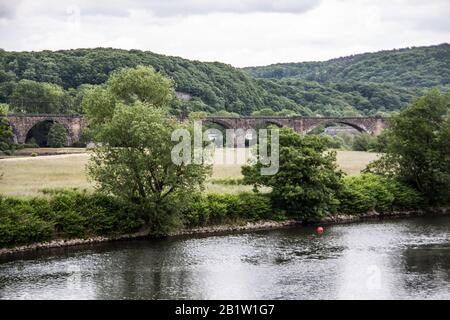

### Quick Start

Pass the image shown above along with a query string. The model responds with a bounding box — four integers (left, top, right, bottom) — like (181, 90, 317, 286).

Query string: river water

(1, 216, 450, 300)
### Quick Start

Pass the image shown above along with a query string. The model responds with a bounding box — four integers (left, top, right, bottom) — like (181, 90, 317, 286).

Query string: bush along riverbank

(1, 173, 447, 254)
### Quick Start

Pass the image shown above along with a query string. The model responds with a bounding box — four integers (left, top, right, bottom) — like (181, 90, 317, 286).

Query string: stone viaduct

(6, 114, 386, 145)
(202, 116, 387, 136)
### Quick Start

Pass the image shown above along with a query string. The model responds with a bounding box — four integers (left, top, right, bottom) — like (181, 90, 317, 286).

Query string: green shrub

(183, 192, 273, 227)
(233, 192, 272, 220)
(0, 189, 144, 247)
(210, 178, 245, 185)
(324, 135, 345, 149)
(384, 180, 426, 209)
(352, 133, 376, 151)
(0, 196, 53, 247)
(47, 123, 68, 148)
(338, 174, 425, 214)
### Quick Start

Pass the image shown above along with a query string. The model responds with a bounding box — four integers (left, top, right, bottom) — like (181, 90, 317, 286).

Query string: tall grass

(0, 150, 379, 196)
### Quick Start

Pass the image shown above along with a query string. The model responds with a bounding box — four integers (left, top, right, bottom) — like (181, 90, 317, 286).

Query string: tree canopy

(366, 89, 450, 204)
(86, 66, 210, 232)
(242, 127, 343, 218)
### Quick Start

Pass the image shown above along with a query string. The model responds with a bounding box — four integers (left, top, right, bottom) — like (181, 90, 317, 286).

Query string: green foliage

(210, 178, 245, 185)
(211, 110, 240, 117)
(246, 44, 450, 115)
(3, 45, 446, 116)
(0, 189, 144, 247)
(10, 79, 72, 114)
(47, 123, 68, 148)
(352, 133, 378, 151)
(366, 89, 450, 204)
(183, 192, 273, 227)
(320, 131, 385, 152)
(88, 103, 210, 232)
(338, 174, 425, 214)
(0, 104, 15, 155)
(0, 48, 277, 115)
(245, 44, 450, 88)
(107, 65, 175, 106)
(323, 135, 346, 149)
(85, 67, 210, 233)
(242, 127, 343, 219)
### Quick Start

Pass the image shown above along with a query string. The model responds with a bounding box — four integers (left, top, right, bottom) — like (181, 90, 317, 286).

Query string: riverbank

(1, 206, 449, 257)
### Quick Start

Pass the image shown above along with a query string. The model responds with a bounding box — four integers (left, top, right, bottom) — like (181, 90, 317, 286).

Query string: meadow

(0, 149, 379, 197)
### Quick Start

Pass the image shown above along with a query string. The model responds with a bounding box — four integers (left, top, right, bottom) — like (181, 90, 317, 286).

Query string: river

(1, 216, 450, 300)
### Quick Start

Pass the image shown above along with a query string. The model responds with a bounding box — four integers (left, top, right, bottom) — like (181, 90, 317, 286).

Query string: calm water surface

(1, 216, 450, 299)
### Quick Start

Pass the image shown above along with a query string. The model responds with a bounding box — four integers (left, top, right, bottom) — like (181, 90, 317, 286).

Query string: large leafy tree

(10, 80, 72, 114)
(242, 127, 343, 219)
(107, 65, 175, 106)
(366, 89, 450, 204)
(84, 66, 210, 232)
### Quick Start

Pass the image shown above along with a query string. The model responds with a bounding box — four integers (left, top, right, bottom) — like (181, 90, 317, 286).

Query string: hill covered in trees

(244, 44, 449, 115)
(0, 44, 448, 116)
(244, 44, 450, 87)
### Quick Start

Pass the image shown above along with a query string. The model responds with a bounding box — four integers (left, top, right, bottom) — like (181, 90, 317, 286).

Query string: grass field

(0, 150, 379, 196)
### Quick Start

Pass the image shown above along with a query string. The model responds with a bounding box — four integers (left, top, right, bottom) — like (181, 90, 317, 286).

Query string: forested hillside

(244, 44, 450, 87)
(0, 44, 448, 116)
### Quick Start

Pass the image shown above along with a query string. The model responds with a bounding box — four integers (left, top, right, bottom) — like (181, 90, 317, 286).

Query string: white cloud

(0, 0, 448, 67)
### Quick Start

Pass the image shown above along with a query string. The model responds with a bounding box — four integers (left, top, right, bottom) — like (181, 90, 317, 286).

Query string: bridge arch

(24, 119, 71, 146)
(252, 119, 284, 129)
(201, 118, 234, 130)
(303, 118, 371, 135)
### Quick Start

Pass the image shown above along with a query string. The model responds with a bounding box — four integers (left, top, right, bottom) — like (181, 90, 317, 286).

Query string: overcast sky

(0, 0, 449, 67)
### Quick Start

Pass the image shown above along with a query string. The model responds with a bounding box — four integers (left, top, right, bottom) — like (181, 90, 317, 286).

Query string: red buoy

(316, 226, 324, 234)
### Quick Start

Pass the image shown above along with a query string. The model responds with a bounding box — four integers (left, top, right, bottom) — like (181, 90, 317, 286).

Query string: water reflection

(1, 216, 450, 299)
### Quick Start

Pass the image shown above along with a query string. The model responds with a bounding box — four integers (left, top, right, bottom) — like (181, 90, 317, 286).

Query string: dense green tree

(47, 123, 68, 148)
(85, 67, 210, 233)
(88, 102, 210, 232)
(366, 89, 450, 204)
(242, 127, 343, 219)
(107, 65, 175, 105)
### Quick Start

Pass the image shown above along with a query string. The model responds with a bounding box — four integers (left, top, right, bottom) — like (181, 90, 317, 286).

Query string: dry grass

(335, 150, 380, 176)
(0, 154, 91, 196)
(0, 150, 379, 197)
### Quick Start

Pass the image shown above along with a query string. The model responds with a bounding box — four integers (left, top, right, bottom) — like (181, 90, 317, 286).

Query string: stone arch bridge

(202, 116, 386, 136)
(6, 114, 386, 145)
